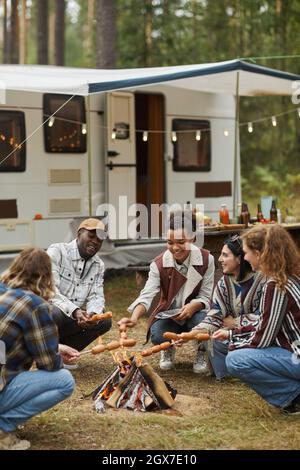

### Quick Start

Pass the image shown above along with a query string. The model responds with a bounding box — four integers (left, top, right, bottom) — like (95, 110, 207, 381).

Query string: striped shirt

(229, 275, 300, 357)
(47, 239, 105, 317)
(0, 282, 62, 391)
(196, 272, 265, 333)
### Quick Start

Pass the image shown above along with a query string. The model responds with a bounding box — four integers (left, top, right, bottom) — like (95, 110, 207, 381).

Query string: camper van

(0, 60, 296, 268)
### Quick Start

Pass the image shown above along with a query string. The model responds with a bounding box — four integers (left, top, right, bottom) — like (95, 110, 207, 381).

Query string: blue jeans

(226, 347, 300, 408)
(205, 340, 229, 380)
(0, 369, 75, 432)
(150, 310, 206, 345)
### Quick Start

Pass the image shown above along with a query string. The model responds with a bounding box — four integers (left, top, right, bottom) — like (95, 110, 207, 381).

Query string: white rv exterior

(0, 83, 237, 263)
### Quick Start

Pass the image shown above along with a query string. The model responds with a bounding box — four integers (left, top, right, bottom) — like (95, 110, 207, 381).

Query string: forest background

(1, 0, 300, 219)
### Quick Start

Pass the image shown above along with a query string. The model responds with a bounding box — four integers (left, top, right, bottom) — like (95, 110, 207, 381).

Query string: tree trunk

(87, 0, 95, 63)
(144, 0, 153, 67)
(37, 0, 49, 64)
(55, 0, 65, 66)
(95, 0, 117, 68)
(10, 0, 20, 64)
(3, 0, 9, 63)
(19, 0, 28, 64)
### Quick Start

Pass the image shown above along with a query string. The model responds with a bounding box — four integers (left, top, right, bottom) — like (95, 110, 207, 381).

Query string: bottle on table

(219, 204, 230, 224)
(277, 208, 282, 224)
(237, 203, 242, 224)
(257, 203, 264, 222)
(241, 202, 250, 227)
(270, 199, 278, 222)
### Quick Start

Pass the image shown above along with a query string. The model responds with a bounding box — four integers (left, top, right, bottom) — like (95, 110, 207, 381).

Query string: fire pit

(92, 356, 177, 413)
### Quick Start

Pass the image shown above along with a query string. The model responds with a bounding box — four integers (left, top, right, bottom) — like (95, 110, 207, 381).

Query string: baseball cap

(77, 218, 107, 239)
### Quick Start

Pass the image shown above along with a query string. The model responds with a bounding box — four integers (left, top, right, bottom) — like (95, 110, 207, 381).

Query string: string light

(271, 116, 277, 127)
(224, 129, 229, 137)
(81, 123, 87, 135)
(142, 131, 148, 142)
(171, 131, 177, 142)
(298, 108, 300, 117)
(111, 128, 116, 140)
(48, 117, 55, 127)
(196, 130, 201, 141)
(247, 122, 253, 133)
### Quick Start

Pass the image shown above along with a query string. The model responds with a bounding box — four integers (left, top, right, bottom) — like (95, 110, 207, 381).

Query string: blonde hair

(242, 225, 300, 289)
(1, 248, 54, 300)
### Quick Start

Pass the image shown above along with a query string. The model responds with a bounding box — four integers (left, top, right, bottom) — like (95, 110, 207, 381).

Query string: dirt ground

(19, 273, 300, 450)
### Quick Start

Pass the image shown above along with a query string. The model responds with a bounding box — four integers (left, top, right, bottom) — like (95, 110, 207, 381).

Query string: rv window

(0, 111, 26, 172)
(172, 119, 211, 172)
(43, 94, 86, 153)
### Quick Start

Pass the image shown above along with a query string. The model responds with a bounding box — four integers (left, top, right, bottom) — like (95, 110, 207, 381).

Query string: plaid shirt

(0, 282, 62, 391)
(47, 239, 105, 317)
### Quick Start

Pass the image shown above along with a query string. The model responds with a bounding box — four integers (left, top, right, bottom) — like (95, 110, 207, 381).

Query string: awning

(0, 59, 299, 96)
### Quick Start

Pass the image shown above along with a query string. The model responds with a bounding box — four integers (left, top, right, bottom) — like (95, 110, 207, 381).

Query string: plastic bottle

(270, 200, 278, 222)
(219, 204, 230, 224)
(257, 203, 264, 222)
(277, 208, 282, 224)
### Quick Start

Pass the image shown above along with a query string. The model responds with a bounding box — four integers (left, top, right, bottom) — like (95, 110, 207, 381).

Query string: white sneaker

(193, 348, 209, 374)
(0, 430, 31, 450)
(159, 348, 175, 370)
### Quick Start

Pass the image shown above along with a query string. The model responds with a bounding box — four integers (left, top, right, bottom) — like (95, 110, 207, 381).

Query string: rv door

(105, 92, 136, 239)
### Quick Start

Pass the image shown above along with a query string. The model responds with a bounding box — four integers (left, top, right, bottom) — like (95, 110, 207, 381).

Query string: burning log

(92, 357, 176, 412)
(163, 331, 210, 342)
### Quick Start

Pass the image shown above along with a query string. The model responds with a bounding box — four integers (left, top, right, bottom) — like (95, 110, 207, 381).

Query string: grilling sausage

(89, 311, 113, 322)
(120, 338, 136, 348)
(163, 331, 210, 342)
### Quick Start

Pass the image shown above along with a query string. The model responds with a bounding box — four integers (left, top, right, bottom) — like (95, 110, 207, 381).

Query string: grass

(20, 272, 300, 450)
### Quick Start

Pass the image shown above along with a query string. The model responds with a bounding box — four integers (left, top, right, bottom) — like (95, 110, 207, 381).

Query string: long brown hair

(1, 248, 54, 300)
(242, 225, 300, 289)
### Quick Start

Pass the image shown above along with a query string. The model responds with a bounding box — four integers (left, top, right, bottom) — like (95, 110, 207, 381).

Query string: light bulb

(224, 129, 229, 137)
(248, 122, 253, 133)
(271, 116, 277, 127)
(142, 131, 148, 142)
(171, 131, 177, 142)
(81, 124, 87, 135)
(196, 130, 201, 141)
(48, 117, 55, 127)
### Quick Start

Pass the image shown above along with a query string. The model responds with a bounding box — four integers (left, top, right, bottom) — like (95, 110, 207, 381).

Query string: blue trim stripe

(88, 60, 300, 94)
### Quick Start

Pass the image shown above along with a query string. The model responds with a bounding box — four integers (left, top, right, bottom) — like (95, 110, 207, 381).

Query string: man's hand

(117, 317, 137, 328)
(59, 344, 80, 364)
(212, 329, 230, 341)
(73, 309, 93, 328)
(222, 315, 236, 329)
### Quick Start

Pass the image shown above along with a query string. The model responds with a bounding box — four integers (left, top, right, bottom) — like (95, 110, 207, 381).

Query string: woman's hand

(212, 329, 230, 341)
(176, 303, 197, 321)
(222, 315, 236, 329)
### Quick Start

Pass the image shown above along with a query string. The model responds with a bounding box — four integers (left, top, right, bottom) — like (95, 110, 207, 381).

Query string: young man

(119, 211, 215, 373)
(0, 249, 75, 450)
(47, 218, 112, 352)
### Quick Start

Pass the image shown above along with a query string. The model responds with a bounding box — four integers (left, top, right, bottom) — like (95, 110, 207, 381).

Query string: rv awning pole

(87, 94, 92, 216)
(233, 70, 240, 218)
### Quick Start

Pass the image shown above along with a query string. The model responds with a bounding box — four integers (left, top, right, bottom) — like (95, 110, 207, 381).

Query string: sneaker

(159, 348, 175, 370)
(282, 403, 300, 415)
(193, 348, 209, 374)
(0, 430, 31, 450)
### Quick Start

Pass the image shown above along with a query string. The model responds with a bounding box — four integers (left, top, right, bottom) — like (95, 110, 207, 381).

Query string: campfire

(92, 347, 177, 413)
(81, 312, 209, 413)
